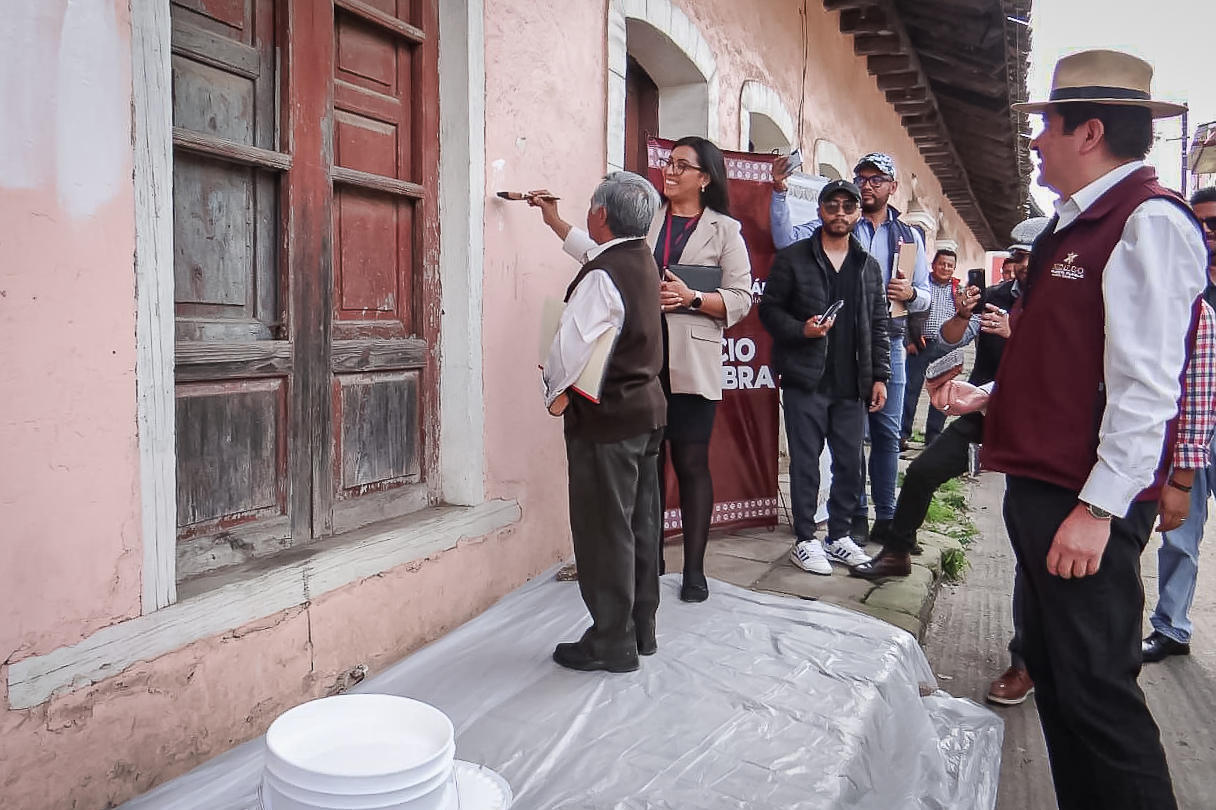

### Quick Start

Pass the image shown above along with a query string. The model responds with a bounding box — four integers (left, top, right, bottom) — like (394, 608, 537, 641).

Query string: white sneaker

(790, 539, 832, 575)
(824, 536, 872, 567)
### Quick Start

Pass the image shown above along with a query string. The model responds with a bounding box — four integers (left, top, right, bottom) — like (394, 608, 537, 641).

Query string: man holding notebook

(541, 171, 667, 673)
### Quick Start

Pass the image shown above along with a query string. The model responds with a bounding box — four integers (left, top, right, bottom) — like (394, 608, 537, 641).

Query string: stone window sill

(7, 500, 521, 710)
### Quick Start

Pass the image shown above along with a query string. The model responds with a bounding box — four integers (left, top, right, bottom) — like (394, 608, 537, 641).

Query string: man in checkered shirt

(901, 248, 960, 449)
(1144, 186, 1216, 663)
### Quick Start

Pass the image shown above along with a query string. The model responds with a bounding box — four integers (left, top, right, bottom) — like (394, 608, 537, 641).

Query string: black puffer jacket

(759, 231, 891, 397)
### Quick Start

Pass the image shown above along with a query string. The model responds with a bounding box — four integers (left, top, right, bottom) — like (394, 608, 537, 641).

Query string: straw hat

(1013, 49, 1186, 119)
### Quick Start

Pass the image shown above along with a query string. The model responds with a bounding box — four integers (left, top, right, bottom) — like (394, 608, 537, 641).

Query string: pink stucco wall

(0, 1, 998, 809)
(0, 0, 143, 664)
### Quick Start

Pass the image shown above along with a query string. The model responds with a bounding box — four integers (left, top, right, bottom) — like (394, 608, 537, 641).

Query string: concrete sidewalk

(673, 460, 964, 641)
(923, 470, 1216, 810)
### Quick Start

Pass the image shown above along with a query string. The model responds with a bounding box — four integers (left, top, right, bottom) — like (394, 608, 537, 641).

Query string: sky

(1025, 0, 1216, 210)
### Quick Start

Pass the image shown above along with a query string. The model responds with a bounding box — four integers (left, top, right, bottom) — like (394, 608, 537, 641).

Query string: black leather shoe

(850, 515, 870, 544)
(636, 621, 657, 656)
(553, 642, 639, 673)
(849, 547, 912, 579)
(680, 574, 709, 603)
(1142, 631, 1190, 663)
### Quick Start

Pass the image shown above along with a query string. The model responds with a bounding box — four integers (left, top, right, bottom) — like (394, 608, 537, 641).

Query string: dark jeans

(566, 428, 664, 658)
(1004, 476, 1176, 810)
(902, 340, 948, 443)
(783, 387, 866, 542)
(888, 413, 983, 551)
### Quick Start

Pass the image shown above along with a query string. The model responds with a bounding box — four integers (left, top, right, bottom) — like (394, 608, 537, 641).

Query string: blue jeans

(1150, 457, 1213, 644)
(902, 340, 949, 444)
(856, 341, 906, 521)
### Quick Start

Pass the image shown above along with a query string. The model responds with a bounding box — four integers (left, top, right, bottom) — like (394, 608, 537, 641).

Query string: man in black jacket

(760, 180, 891, 575)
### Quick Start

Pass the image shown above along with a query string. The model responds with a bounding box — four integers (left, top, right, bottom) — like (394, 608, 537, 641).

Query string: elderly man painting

(541, 172, 667, 674)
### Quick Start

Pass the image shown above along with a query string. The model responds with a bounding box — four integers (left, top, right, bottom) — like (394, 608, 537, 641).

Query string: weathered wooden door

(170, 0, 439, 580)
(624, 56, 659, 175)
(326, 0, 439, 536)
(171, 0, 292, 577)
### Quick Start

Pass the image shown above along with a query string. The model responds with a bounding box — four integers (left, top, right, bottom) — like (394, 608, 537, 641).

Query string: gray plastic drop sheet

(119, 570, 1003, 810)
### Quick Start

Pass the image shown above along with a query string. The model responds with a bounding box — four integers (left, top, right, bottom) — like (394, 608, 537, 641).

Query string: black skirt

(664, 393, 717, 445)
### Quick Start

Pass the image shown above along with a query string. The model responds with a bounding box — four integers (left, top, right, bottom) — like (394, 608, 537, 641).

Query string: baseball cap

(1008, 216, 1052, 252)
(854, 152, 896, 179)
(818, 179, 863, 204)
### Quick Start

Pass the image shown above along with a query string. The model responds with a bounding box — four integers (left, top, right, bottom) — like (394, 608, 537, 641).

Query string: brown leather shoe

(986, 666, 1034, 705)
(849, 547, 912, 579)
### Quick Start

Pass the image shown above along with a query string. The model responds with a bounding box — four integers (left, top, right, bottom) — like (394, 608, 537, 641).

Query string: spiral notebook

(539, 297, 619, 404)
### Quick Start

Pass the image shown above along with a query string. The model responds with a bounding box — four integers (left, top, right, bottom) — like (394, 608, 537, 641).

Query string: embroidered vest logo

(1050, 252, 1085, 280)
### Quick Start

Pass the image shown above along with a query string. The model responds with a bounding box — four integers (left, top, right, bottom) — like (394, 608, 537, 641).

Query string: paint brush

(496, 191, 560, 202)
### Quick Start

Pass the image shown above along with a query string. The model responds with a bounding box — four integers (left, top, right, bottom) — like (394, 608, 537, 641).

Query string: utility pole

(1182, 109, 1190, 198)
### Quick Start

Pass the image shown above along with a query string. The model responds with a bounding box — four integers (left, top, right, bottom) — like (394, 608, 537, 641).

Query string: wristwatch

(1083, 502, 1113, 521)
(689, 293, 704, 310)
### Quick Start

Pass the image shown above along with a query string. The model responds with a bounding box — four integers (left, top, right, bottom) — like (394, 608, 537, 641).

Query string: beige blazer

(647, 205, 754, 400)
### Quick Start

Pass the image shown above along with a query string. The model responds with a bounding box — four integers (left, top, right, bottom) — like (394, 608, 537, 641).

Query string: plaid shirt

(926, 277, 959, 341)
(1174, 300, 1216, 470)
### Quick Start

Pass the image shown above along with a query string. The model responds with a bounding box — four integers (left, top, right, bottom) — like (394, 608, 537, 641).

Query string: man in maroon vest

(541, 172, 667, 674)
(982, 51, 1207, 809)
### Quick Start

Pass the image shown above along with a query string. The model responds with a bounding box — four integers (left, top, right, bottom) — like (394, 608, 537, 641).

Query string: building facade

(0, 1, 1027, 807)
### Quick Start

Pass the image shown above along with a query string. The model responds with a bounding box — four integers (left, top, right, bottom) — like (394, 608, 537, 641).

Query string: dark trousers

(566, 428, 664, 657)
(888, 413, 983, 551)
(902, 340, 948, 443)
(1004, 476, 1176, 810)
(889, 415, 1026, 666)
(783, 387, 866, 542)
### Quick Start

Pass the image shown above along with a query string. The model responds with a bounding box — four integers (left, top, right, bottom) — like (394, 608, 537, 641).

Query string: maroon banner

(647, 139, 781, 536)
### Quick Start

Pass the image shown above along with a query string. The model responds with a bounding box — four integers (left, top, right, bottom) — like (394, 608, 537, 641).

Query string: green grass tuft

(941, 547, 969, 582)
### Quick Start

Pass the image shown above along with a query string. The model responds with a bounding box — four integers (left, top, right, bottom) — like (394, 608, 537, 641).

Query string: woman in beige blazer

(530, 136, 753, 604)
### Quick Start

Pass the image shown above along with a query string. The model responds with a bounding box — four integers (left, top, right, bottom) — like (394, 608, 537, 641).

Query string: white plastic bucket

(264, 694, 455, 799)
(262, 766, 453, 809)
(260, 772, 456, 810)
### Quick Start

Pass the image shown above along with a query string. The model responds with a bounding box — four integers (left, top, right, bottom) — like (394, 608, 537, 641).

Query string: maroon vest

(562, 239, 666, 444)
(981, 167, 1196, 502)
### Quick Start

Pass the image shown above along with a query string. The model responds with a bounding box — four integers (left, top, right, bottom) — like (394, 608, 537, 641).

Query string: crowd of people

(535, 48, 1214, 810)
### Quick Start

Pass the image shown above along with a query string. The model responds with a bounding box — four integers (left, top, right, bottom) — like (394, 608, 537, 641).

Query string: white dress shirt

(540, 236, 636, 407)
(1056, 161, 1208, 514)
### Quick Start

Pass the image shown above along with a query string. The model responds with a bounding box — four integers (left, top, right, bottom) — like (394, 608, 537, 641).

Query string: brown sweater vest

(982, 166, 1198, 502)
(563, 239, 666, 443)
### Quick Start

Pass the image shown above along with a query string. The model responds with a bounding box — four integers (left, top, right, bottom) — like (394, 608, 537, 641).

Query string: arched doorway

(608, 0, 717, 172)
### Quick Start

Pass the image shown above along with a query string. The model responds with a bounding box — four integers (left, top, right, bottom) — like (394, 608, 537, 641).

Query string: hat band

(1049, 85, 1151, 103)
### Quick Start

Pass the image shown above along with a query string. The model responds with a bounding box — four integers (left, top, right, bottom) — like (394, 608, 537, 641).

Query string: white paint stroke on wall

(55, 0, 130, 218)
(0, 3, 57, 190)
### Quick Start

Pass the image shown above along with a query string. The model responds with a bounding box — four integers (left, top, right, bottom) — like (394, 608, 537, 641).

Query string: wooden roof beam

(823, 0, 882, 11)
(867, 54, 913, 74)
(839, 8, 895, 35)
(885, 86, 927, 103)
(853, 34, 906, 56)
(876, 72, 923, 92)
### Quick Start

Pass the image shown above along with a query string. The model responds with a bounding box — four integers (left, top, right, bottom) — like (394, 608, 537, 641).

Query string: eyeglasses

(662, 157, 705, 176)
(853, 175, 892, 188)
(1201, 217, 1216, 233)
(1010, 249, 1031, 262)
(821, 199, 859, 214)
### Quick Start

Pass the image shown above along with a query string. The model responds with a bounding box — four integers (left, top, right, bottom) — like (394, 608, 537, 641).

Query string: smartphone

(818, 299, 845, 323)
(966, 269, 986, 309)
(786, 148, 803, 173)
